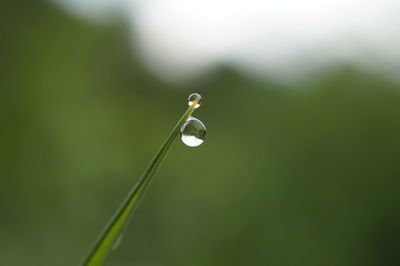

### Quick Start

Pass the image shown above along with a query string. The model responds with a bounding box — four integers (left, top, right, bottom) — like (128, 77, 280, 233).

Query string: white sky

(54, 0, 400, 83)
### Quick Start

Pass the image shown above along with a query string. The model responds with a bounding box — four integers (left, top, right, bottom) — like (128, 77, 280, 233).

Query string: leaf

(81, 98, 200, 266)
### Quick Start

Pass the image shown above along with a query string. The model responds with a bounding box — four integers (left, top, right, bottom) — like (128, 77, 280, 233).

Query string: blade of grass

(81, 98, 200, 266)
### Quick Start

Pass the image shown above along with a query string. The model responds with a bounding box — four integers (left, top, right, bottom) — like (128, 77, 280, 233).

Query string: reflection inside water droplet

(180, 117, 206, 147)
(188, 93, 202, 109)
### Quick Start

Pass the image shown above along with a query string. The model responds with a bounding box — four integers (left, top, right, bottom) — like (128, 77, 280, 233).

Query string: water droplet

(188, 93, 202, 109)
(180, 117, 206, 147)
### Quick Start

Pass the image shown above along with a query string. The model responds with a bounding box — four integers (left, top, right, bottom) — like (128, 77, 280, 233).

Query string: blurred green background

(1, 1, 400, 266)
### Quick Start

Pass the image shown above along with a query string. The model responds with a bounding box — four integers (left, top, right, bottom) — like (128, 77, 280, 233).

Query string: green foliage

(81, 99, 199, 266)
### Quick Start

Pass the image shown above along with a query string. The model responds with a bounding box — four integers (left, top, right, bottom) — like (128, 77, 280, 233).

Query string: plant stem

(81, 98, 200, 266)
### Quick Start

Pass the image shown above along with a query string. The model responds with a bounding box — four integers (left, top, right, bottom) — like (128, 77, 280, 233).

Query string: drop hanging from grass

(181, 93, 206, 147)
(188, 93, 202, 109)
(81, 92, 206, 266)
(181, 117, 206, 147)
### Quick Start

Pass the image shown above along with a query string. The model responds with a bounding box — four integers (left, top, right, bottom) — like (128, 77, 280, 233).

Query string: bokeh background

(1, 1, 400, 266)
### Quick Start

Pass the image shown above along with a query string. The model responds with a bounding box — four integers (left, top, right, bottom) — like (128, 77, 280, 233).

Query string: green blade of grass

(81, 98, 200, 266)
